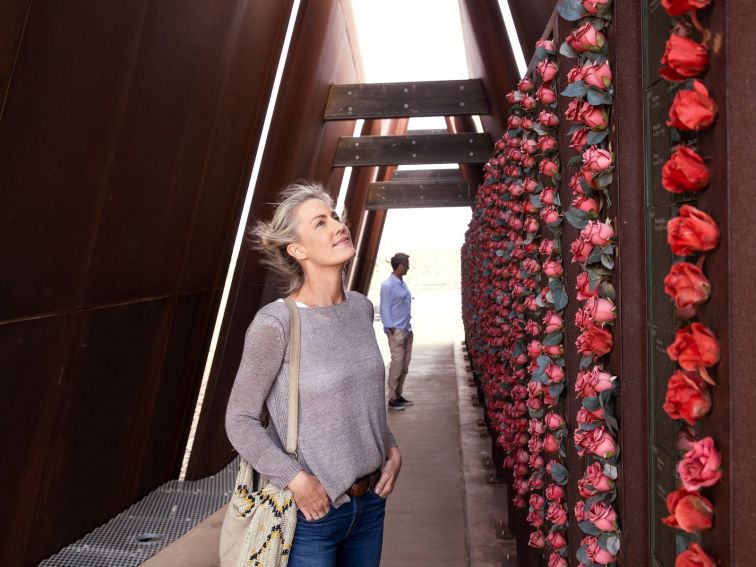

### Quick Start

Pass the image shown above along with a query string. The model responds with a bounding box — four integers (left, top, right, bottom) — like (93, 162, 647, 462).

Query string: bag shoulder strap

(282, 298, 301, 455)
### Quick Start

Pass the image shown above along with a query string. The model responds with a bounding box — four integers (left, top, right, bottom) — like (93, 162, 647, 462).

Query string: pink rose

(536, 38, 556, 52)
(543, 259, 563, 278)
(548, 552, 567, 567)
(586, 502, 619, 531)
(526, 509, 545, 528)
(576, 271, 600, 300)
(543, 433, 560, 453)
(530, 493, 546, 510)
(545, 363, 565, 384)
(543, 310, 564, 333)
(582, 536, 617, 565)
(570, 237, 594, 263)
(520, 95, 537, 111)
(575, 367, 615, 397)
(544, 412, 565, 430)
(580, 220, 615, 246)
(579, 102, 609, 130)
(521, 138, 538, 154)
(538, 59, 559, 82)
(525, 320, 542, 335)
(538, 110, 560, 128)
(583, 297, 617, 324)
(518, 77, 534, 92)
(540, 206, 560, 225)
(583, 0, 610, 13)
(538, 135, 558, 153)
(528, 530, 546, 549)
(582, 61, 613, 89)
(582, 147, 613, 172)
(521, 116, 534, 131)
(678, 437, 722, 491)
(507, 115, 521, 129)
(547, 530, 567, 549)
(575, 501, 586, 522)
(536, 84, 557, 104)
(575, 426, 617, 458)
(567, 22, 606, 53)
(540, 187, 557, 205)
(569, 127, 589, 151)
(528, 418, 546, 435)
(546, 502, 568, 526)
(522, 177, 538, 193)
(545, 484, 564, 502)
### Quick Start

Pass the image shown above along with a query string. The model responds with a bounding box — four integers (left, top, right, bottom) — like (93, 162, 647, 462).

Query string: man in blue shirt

(380, 253, 414, 410)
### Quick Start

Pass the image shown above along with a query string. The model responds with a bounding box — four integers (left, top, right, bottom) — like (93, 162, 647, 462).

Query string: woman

(225, 180, 401, 566)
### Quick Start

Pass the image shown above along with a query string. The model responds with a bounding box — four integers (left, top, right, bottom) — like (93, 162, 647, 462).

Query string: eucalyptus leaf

(548, 383, 564, 399)
(606, 535, 621, 555)
(561, 80, 588, 98)
(554, 288, 569, 311)
(559, 41, 577, 58)
(530, 194, 545, 209)
(596, 171, 614, 187)
(603, 463, 618, 480)
(599, 282, 616, 301)
(550, 462, 569, 484)
(576, 546, 592, 565)
(543, 331, 564, 346)
(582, 396, 601, 411)
(569, 155, 584, 168)
(604, 413, 619, 432)
(558, 0, 587, 21)
(601, 254, 615, 270)
(579, 520, 602, 536)
(586, 129, 609, 145)
(565, 208, 591, 229)
(580, 354, 595, 369)
(586, 88, 612, 106)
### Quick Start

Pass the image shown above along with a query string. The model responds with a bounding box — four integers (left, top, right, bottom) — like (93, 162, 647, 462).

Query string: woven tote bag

(219, 298, 301, 567)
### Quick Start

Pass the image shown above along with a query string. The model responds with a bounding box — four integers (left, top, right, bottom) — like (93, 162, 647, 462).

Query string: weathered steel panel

(366, 179, 473, 209)
(334, 133, 492, 166)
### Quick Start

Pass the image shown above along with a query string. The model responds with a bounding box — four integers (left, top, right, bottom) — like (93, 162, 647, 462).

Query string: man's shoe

(397, 396, 414, 406)
(388, 399, 406, 410)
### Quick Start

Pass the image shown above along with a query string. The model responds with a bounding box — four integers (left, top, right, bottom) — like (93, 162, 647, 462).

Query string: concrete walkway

(143, 290, 514, 566)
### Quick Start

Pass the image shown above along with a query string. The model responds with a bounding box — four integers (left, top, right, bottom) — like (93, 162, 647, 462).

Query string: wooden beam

(324, 79, 489, 120)
(392, 168, 462, 181)
(366, 179, 473, 209)
(334, 133, 492, 166)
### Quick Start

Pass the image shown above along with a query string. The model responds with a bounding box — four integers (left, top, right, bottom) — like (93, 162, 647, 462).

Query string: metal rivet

(412, 140, 416, 145)
(460, 85, 465, 90)
(469, 152, 474, 156)
(347, 90, 352, 95)
(412, 153, 417, 158)
(460, 101, 465, 106)
(355, 155, 360, 160)
(355, 142, 360, 146)
(404, 103, 409, 108)
(469, 138, 474, 143)
(404, 87, 409, 93)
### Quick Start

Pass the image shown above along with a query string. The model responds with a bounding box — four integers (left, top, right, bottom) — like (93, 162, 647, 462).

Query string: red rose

(667, 80, 718, 131)
(667, 204, 720, 256)
(575, 366, 615, 397)
(566, 22, 606, 53)
(663, 261, 711, 318)
(660, 34, 709, 82)
(663, 370, 711, 425)
(678, 436, 722, 491)
(662, 0, 711, 17)
(667, 322, 720, 377)
(661, 487, 713, 532)
(662, 146, 710, 193)
(546, 502, 568, 526)
(543, 310, 563, 333)
(577, 323, 613, 357)
(579, 102, 609, 130)
(538, 135, 558, 152)
(548, 553, 567, 567)
(676, 543, 717, 567)
(575, 426, 617, 459)
(539, 158, 560, 177)
(520, 95, 537, 111)
(536, 38, 556, 52)
(582, 297, 617, 324)
(545, 483, 564, 502)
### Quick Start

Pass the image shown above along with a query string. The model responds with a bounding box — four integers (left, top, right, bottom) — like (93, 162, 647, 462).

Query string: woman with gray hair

(225, 180, 401, 566)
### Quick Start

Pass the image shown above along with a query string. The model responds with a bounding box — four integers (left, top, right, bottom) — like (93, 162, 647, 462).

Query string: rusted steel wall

(0, 1, 294, 564)
(186, 0, 363, 479)
(458, 0, 521, 140)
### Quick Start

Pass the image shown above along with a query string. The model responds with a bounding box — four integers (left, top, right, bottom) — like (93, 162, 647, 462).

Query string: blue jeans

(287, 490, 386, 567)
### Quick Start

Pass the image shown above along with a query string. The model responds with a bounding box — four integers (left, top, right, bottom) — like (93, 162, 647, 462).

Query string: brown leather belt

(346, 469, 382, 497)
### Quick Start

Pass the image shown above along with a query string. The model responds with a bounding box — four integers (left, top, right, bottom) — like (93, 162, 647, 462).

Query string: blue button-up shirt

(380, 274, 412, 332)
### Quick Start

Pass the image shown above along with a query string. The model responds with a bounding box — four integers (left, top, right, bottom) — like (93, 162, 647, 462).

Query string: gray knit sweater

(225, 291, 398, 506)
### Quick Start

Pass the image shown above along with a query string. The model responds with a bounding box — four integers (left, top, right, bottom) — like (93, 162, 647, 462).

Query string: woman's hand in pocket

(374, 446, 402, 498)
(288, 471, 330, 520)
